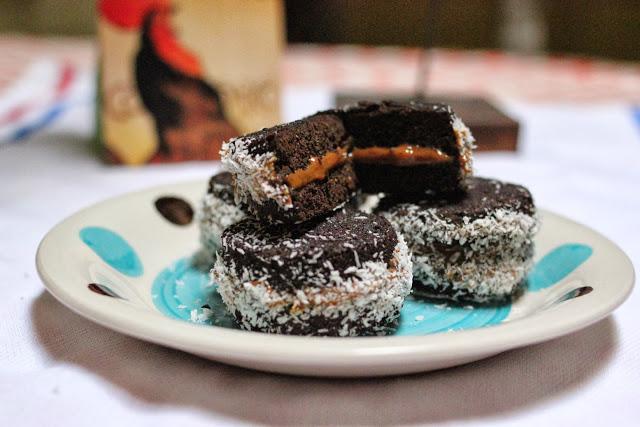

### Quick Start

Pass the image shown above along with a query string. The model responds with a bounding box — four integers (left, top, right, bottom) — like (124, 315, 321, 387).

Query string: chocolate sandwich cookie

(221, 114, 357, 224)
(338, 101, 475, 194)
(212, 209, 413, 336)
(378, 177, 538, 303)
(198, 172, 246, 255)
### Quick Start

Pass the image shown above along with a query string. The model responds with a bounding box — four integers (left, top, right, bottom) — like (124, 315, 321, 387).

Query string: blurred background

(287, 0, 640, 61)
(0, 0, 637, 60)
(0, 0, 638, 156)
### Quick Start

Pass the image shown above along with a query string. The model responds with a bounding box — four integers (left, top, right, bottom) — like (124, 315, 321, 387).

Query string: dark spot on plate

(556, 286, 594, 305)
(155, 196, 194, 226)
(570, 285, 594, 298)
(88, 283, 122, 299)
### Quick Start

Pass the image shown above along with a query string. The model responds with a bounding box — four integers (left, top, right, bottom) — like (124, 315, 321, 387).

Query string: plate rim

(35, 180, 636, 372)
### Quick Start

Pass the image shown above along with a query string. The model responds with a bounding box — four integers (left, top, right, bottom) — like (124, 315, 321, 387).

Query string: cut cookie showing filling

(221, 113, 357, 224)
(338, 101, 475, 195)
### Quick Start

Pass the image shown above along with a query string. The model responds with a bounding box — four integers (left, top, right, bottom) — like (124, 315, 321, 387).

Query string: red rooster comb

(148, 13, 203, 78)
(100, 0, 202, 78)
(98, 0, 171, 29)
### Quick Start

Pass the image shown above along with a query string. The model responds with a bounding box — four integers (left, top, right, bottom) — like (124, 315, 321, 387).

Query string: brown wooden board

(335, 93, 519, 152)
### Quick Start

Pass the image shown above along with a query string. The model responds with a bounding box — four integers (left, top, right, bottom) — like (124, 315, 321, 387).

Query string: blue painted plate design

(79, 225, 593, 337)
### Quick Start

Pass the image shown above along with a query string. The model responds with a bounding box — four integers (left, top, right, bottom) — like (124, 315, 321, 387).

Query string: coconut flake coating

(213, 234, 412, 336)
(211, 209, 413, 336)
(412, 242, 534, 302)
(198, 172, 246, 255)
(378, 177, 538, 303)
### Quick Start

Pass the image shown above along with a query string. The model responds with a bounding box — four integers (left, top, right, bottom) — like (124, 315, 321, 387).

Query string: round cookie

(198, 172, 246, 255)
(212, 209, 413, 336)
(378, 177, 538, 303)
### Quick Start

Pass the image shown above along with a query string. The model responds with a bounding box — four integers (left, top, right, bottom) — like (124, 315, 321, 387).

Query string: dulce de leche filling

(284, 144, 451, 190)
(285, 147, 349, 189)
(352, 144, 451, 166)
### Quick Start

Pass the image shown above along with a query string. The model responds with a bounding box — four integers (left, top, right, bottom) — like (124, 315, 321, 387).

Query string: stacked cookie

(200, 101, 538, 336)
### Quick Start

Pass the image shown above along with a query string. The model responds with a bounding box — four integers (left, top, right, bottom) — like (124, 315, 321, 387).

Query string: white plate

(36, 180, 634, 377)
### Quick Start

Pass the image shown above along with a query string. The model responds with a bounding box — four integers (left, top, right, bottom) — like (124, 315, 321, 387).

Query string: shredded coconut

(382, 201, 539, 303)
(211, 235, 413, 336)
(220, 136, 293, 210)
(197, 192, 246, 255)
(190, 307, 214, 323)
(452, 114, 476, 179)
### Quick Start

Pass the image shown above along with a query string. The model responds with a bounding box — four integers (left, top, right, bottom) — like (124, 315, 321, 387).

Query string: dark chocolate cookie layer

(337, 101, 475, 194)
(219, 209, 397, 291)
(380, 176, 535, 223)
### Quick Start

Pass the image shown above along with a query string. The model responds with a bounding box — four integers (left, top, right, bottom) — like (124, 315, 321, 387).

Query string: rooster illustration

(99, 0, 238, 161)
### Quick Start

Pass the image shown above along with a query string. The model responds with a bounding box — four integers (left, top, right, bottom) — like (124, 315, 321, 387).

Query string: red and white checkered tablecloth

(0, 36, 639, 145)
(284, 45, 640, 103)
(1, 37, 638, 101)
(0, 36, 94, 92)
(0, 37, 95, 144)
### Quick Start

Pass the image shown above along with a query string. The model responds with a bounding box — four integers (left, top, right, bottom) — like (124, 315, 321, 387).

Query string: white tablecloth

(1, 85, 639, 426)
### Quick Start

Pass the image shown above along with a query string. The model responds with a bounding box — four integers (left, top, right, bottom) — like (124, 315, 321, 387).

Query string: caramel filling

(285, 147, 349, 189)
(352, 144, 451, 166)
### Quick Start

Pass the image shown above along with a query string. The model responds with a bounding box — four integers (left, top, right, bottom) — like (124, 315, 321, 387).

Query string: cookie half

(221, 114, 357, 224)
(339, 101, 475, 195)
